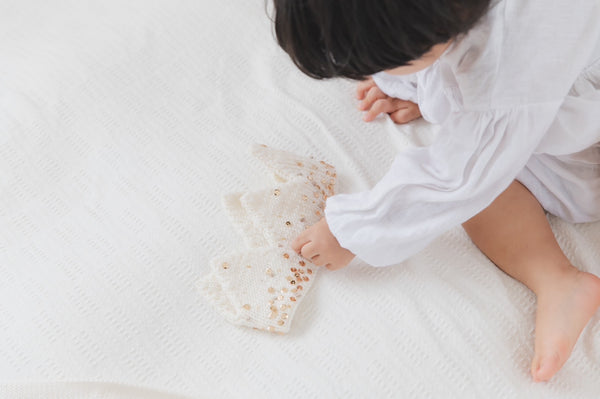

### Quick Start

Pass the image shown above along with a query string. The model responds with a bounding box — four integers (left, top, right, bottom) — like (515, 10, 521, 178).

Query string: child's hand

(291, 218, 355, 271)
(356, 77, 421, 124)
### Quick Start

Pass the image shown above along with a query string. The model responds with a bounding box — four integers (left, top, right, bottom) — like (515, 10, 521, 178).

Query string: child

(274, 0, 600, 382)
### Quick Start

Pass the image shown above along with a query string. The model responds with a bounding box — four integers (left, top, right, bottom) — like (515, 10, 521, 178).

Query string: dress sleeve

(372, 71, 418, 103)
(325, 102, 563, 267)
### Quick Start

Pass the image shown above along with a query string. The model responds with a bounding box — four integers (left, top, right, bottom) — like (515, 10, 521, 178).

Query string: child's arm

(290, 78, 421, 271)
(356, 77, 421, 124)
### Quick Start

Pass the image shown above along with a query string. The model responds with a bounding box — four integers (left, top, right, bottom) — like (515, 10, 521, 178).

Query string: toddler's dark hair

(273, 0, 491, 80)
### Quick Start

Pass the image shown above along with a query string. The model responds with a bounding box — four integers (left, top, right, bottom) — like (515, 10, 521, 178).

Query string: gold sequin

(281, 288, 288, 293)
(267, 326, 275, 332)
(297, 162, 303, 167)
(277, 320, 285, 326)
(268, 287, 275, 293)
(302, 195, 308, 201)
(303, 276, 309, 282)
(222, 262, 229, 269)
(283, 253, 290, 259)
(277, 295, 284, 301)
(297, 285, 303, 290)
(242, 304, 251, 310)
(266, 268, 274, 277)
(290, 297, 297, 302)
(290, 267, 297, 272)
(270, 305, 278, 312)
(274, 189, 280, 196)
(299, 260, 306, 267)
(281, 313, 289, 319)
(290, 280, 296, 285)
(269, 311, 277, 319)
(285, 221, 292, 226)
(307, 269, 313, 274)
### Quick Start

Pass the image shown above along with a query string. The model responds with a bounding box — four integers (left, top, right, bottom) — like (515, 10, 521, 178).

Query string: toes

(530, 356, 541, 382)
(531, 352, 562, 382)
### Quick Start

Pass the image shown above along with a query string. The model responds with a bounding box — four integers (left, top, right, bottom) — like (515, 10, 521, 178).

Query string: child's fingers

(299, 242, 319, 260)
(311, 255, 327, 267)
(291, 233, 310, 253)
(363, 99, 397, 122)
(356, 77, 375, 100)
(358, 86, 386, 111)
(389, 105, 421, 124)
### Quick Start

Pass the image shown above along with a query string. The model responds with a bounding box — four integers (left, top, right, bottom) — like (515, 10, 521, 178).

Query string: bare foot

(531, 269, 600, 382)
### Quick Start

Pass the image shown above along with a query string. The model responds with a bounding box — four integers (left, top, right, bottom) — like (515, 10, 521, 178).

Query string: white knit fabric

(200, 145, 335, 333)
(1, 1, 600, 398)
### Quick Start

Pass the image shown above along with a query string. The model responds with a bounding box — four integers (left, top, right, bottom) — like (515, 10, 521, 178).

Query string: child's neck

(385, 40, 453, 76)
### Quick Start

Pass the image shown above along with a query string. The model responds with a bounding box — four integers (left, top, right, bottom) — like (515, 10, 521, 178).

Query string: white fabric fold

(0, 381, 196, 399)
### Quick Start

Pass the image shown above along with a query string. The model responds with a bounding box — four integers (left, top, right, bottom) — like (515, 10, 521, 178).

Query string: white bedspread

(1, 1, 599, 398)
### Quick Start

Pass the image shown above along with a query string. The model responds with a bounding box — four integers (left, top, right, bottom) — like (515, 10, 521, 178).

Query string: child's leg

(462, 180, 600, 382)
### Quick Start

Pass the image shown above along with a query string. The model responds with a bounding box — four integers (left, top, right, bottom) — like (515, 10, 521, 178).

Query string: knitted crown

(199, 144, 337, 333)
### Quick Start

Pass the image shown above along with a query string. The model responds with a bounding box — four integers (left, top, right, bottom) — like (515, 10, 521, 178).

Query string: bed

(1, 1, 599, 398)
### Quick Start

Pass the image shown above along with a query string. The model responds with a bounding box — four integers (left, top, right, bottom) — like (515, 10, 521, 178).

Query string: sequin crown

(199, 144, 337, 333)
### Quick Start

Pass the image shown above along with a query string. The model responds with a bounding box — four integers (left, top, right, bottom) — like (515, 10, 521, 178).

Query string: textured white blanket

(1, 1, 599, 398)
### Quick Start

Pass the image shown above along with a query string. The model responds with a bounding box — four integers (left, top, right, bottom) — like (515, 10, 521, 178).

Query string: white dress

(324, 0, 600, 267)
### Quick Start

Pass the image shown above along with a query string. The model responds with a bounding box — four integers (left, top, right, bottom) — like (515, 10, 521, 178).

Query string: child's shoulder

(446, 0, 600, 109)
